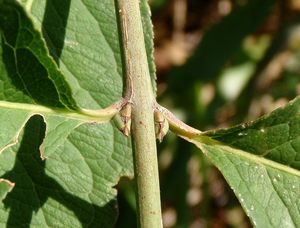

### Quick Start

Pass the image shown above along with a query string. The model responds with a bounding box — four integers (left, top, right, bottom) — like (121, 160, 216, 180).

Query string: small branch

(117, 1, 162, 228)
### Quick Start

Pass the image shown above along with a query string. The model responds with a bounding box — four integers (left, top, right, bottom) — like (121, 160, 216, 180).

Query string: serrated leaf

(190, 97, 300, 227)
(0, 0, 156, 226)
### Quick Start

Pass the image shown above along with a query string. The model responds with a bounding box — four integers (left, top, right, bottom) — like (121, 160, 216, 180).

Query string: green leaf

(0, 0, 77, 109)
(21, 0, 156, 108)
(190, 97, 300, 227)
(21, 0, 123, 109)
(0, 0, 155, 226)
(0, 115, 132, 227)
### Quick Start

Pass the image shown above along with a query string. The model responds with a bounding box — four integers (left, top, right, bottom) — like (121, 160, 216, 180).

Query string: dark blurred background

(117, 0, 300, 227)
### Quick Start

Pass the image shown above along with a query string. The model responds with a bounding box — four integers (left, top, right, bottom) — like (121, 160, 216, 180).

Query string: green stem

(117, 1, 162, 227)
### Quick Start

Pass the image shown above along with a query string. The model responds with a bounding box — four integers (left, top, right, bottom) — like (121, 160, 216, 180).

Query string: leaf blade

(189, 96, 300, 227)
(0, 0, 78, 109)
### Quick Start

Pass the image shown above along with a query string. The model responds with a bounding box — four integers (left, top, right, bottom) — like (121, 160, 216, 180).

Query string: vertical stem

(117, 1, 162, 227)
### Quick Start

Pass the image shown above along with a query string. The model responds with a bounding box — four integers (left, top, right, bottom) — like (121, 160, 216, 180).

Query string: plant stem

(117, 1, 162, 227)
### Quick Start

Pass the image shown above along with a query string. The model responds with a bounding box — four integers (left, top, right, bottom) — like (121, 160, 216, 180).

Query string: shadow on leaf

(2, 116, 117, 227)
(42, 0, 71, 63)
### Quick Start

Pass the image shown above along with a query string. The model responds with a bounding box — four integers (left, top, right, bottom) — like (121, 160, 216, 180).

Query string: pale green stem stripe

(117, 0, 163, 227)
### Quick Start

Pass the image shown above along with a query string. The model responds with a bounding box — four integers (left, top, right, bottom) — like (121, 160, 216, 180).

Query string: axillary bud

(113, 102, 132, 136)
(154, 110, 169, 142)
